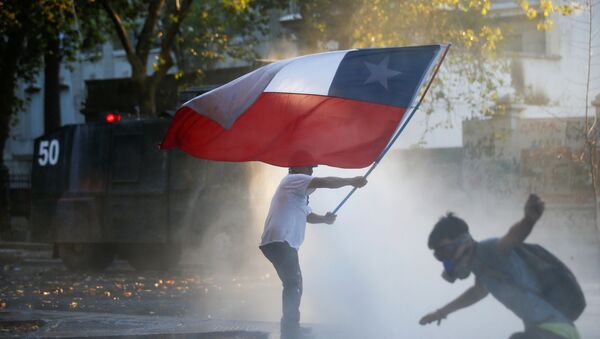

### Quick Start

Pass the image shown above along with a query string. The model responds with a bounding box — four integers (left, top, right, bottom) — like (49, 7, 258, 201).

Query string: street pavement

(0, 246, 303, 338)
(0, 309, 275, 338)
(0, 243, 599, 338)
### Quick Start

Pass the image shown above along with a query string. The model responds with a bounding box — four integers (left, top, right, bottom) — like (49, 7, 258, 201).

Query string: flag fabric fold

(161, 45, 447, 168)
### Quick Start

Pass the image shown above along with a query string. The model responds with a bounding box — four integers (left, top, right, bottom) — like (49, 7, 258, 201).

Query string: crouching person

(419, 194, 584, 339)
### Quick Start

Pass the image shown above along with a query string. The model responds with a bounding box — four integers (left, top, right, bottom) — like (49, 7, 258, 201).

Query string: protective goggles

(433, 233, 472, 261)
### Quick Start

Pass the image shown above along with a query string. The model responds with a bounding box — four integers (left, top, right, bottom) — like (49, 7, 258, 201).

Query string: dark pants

(260, 241, 302, 335)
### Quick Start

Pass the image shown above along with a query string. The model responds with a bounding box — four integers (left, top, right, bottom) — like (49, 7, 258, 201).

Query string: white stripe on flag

(183, 60, 291, 129)
(264, 50, 349, 96)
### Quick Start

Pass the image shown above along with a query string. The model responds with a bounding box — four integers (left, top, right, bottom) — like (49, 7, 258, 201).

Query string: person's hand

(323, 212, 337, 224)
(351, 176, 367, 188)
(419, 309, 447, 326)
(524, 194, 545, 223)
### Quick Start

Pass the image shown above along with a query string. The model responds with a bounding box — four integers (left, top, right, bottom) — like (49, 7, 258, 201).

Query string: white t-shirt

(260, 174, 315, 250)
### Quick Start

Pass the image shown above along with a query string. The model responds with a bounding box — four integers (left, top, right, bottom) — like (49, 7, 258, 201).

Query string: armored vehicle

(31, 118, 253, 271)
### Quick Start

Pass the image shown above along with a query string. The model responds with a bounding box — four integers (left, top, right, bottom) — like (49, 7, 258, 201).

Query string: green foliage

(96, 0, 286, 114)
(0, 0, 108, 117)
(1, 2, 52, 85)
(174, 0, 285, 83)
(0, 0, 109, 170)
(298, 0, 575, 120)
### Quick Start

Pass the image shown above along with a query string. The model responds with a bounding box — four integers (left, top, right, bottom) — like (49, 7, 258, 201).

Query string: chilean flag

(161, 45, 448, 168)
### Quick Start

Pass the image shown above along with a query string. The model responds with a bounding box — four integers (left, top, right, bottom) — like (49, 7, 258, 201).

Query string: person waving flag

(161, 45, 449, 339)
(160, 45, 449, 169)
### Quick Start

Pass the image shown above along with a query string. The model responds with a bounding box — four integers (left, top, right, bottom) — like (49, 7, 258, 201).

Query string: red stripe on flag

(161, 92, 406, 168)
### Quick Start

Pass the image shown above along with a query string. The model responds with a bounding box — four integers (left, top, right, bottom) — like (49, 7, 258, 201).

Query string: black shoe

(280, 330, 298, 339)
(281, 326, 314, 339)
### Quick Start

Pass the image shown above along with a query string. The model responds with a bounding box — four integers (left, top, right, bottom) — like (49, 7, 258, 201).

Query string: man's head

(289, 165, 316, 176)
(288, 149, 317, 176)
(428, 213, 475, 282)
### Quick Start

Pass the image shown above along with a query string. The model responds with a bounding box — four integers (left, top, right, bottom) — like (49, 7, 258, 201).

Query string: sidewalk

(0, 310, 277, 338)
(0, 242, 51, 252)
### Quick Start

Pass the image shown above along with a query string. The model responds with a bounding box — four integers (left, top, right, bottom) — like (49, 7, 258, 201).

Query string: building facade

(2, 1, 599, 236)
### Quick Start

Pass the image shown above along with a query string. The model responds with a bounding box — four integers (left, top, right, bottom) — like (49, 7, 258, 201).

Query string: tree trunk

(0, 165, 9, 240)
(133, 75, 161, 116)
(132, 72, 156, 116)
(44, 38, 61, 133)
(0, 93, 13, 240)
(140, 85, 156, 116)
(0, 32, 25, 240)
(0, 110, 10, 239)
(0, 72, 17, 163)
(593, 94, 600, 237)
(144, 76, 159, 116)
(100, 0, 192, 117)
(596, 198, 600, 237)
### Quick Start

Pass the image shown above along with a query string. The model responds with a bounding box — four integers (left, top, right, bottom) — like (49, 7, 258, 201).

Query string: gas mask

(434, 233, 474, 283)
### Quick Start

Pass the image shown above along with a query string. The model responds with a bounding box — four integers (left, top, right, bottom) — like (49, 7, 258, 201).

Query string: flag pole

(331, 44, 450, 214)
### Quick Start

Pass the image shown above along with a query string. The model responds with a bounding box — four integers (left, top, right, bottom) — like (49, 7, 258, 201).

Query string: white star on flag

(364, 56, 402, 90)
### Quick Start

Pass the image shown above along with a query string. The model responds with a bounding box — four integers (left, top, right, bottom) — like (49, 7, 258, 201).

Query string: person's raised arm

(497, 194, 545, 252)
(308, 176, 367, 189)
(419, 278, 488, 326)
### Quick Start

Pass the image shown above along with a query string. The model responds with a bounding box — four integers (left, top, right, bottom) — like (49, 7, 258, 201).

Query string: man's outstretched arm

(308, 176, 367, 189)
(307, 212, 336, 224)
(497, 194, 545, 252)
(419, 278, 488, 326)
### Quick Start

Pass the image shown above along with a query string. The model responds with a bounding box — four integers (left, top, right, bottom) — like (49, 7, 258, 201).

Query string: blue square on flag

(328, 45, 440, 108)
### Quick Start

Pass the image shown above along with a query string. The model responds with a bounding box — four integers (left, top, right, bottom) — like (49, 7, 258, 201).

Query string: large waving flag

(161, 45, 448, 168)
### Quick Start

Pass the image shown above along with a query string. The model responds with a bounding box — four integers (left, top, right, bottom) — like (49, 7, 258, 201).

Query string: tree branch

(135, 0, 165, 63)
(151, 0, 193, 87)
(99, 0, 143, 73)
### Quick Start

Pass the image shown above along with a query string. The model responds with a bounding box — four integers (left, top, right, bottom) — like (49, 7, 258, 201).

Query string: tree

(0, 0, 107, 238)
(98, 0, 192, 116)
(1, 2, 46, 167)
(297, 0, 576, 121)
(42, 2, 110, 132)
(173, 0, 284, 84)
(1, 1, 67, 238)
(580, 0, 600, 234)
(98, 0, 285, 116)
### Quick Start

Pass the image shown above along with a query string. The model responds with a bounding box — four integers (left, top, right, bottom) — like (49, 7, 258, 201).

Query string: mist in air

(300, 157, 521, 339)
(181, 6, 599, 336)
(183, 150, 599, 338)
